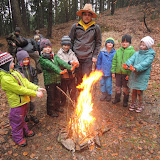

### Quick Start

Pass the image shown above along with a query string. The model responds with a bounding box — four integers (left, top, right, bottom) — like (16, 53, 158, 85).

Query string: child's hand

(122, 63, 128, 69)
(60, 69, 67, 75)
(37, 91, 43, 98)
(112, 74, 115, 79)
(129, 65, 136, 71)
(125, 76, 129, 80)
(38, 88, 46, 92)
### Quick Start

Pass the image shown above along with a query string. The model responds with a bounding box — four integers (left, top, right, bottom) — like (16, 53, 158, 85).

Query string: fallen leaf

(30, 153, 36, 158)
(45, 146, 53, 151)
(111, 153, 118, 156)
(8, 150, 12, 155)
(37, 133, 42, 137)
(13, 153, 18, 157)
(23, 152, 28, 156)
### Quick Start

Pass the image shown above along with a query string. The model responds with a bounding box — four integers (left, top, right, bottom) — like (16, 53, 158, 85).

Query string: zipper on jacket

(19, 95, 21, 103)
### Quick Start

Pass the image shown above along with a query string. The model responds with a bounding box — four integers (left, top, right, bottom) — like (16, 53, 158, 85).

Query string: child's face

(10, 61, 14, 69)
(62, 45, 70, 52)
(122, 41, 130, 48)
(43, 46, 52, 54)
(23, 57, 29, 66)
(106, 42, 114, 49)
(139, 41, 148, 50)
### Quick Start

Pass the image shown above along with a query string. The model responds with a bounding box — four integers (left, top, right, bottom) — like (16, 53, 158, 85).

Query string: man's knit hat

(15, 27, 20, 33)
(141, 36, 154, 49)
(40, 38, 52, 51)
(61, 36, 71, 46)
(0, 52, 14, 72)
(122, 34, 132, 44)
(105, 37, 115, 47)
(16, 48, 29, 65)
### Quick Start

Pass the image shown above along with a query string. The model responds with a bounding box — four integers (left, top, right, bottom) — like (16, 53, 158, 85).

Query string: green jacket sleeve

(39, 57, 62, 74)
(111, 52, 117, 73)
(1, 76, 37, 97)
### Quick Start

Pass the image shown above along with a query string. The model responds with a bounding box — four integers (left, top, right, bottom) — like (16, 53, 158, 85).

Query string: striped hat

(0, 52, 13, 67)
(40, 38, 52, 50)
(61, 36, 71, 46)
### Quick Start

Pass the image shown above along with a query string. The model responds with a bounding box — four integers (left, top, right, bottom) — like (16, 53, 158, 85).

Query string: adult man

(69, 3, 101, 85)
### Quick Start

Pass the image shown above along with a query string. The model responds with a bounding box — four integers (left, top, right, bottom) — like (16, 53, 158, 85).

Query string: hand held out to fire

(36, 88, 46, 98)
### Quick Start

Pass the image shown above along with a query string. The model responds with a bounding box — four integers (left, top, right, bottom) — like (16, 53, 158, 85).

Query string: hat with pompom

(40, 38, 52, 51)
(0, 52, 14, 72)
(141, 36, 154, 49)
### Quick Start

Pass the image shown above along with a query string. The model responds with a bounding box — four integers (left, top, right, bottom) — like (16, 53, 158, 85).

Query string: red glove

(71, 61, 79, 67)
(125, 75, 129, 80)
(122, 63, 128, 69)
(71, 65, 76, 72)
(60, 69, 67, 75)
(129, 65, 135, 71)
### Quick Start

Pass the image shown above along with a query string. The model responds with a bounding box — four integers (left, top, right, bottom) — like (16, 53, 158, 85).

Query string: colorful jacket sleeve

(111, 52, 117, 73)
(96, 51, 102, 70)
(125, 53, 136, 67)
(39, 56, 62, 74)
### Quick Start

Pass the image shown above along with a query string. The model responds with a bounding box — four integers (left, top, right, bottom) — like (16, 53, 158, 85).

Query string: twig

(56, 86, 75, 108)
(144, 13, 151, 32)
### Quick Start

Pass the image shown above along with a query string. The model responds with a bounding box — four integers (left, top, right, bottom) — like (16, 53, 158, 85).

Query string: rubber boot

(112, 93, 121, 104)
(123, 93, 129, 107)
(100, 92, 107, 101)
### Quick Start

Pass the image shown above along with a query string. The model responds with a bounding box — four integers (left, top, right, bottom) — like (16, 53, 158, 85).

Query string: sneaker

(30, 116, 39, 124)
(135, 105, 144, 113)
(129, 103, 136, 111)
(18, 139, 27, 147)
(26, 130, 35, 137)
(100, 93, 107, 101)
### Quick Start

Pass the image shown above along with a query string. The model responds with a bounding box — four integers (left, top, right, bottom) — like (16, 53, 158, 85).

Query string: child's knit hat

(0, 52, 14, 72)
(122, 34, 132, 44)
(61, 36, 71, 46)
(15, 27, 20, 33)
(141, 36, 154, 49)
(40, 38, 52, 51)
(105, 37, 115, 47)
(16, 48, 30, 66)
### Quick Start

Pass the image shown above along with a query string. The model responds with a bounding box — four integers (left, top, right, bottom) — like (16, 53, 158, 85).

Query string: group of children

(0, 33, 155, 147)
(97, 34, 155, 113)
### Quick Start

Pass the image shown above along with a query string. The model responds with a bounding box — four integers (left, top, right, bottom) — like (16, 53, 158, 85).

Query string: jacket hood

(120, 45, 134, 51)
(101, 47, 115, 53)
(139, 48, 155, 56)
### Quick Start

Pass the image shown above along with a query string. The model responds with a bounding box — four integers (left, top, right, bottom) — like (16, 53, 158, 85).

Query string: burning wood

(58, 71, 110, 151)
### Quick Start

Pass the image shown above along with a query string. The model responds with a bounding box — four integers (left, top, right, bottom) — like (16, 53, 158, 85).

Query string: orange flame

(69, 70, 103, 138)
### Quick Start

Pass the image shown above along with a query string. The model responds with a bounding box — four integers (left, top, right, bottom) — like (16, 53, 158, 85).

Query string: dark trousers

(76, 58, 92, 85)
(45, 83, 61, 115)
(61, 78, 77, 105)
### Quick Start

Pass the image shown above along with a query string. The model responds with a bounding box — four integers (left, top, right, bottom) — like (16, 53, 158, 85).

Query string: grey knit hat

(15, 27, 20, 33)
(61, 36, 71, 46)
(16, 48, 29, 65)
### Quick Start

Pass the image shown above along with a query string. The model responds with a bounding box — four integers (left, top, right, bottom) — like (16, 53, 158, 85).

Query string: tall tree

(47, 0, 53, 38)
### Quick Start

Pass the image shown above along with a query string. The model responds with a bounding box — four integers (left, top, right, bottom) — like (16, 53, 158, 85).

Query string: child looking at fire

(57, 36, 79, 106)
(39, 39, 78, 117)
(111, 34, 135, 107)
(123, 36, 155, 112)
(97, 37, 116, 102)
(16, 48, 39, 124)
(0, 52, 45, 147)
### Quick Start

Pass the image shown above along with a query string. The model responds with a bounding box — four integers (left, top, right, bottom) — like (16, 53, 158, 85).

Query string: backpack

(22, 39, 36, 53)
(15, 36, 28, 47)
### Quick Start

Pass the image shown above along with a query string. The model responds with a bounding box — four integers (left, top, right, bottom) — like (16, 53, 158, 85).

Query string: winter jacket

(0, 69, 38, 108)
(125, 48, 155, 90)
(22, 39, 37, 53)
(15, 65, 38, 85)
(97, 47, 116, 77)
(39, 53, 72, 85)
(69, 23, 101, 60)
(57, 48, 79, 79)
(111, 46, 135, 75)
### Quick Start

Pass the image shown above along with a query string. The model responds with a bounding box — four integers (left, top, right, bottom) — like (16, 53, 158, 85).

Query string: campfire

(58, 71, 110, 151)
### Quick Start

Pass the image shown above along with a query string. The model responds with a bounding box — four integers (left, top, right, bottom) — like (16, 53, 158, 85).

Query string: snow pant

(76, 58, 92, 85)
(45, 83, 61, 115)
(100, 76, 112, 95)
(61, 77, 77, 106)
(9, 104, 29, 144)
(28, 51, 42, 73)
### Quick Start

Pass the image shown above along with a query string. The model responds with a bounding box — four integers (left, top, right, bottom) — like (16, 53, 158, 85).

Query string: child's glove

(60, 69, 67, 75)
(122, 63, 128, 69)
(71, 61, 79, 67)
(125, 75, 129, 80)
(37, 91, 43, 98)
(129, 65, 136, 71)
(112, 73, 115, 79)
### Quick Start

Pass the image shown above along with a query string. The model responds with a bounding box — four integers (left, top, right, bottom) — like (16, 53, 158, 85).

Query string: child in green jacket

(111, 35, 135, 107)
(39, 39, 77, 117)
(0, 52, 45, 147)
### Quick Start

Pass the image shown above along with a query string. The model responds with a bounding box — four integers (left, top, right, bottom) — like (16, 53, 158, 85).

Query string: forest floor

(0, 4, 160, 160)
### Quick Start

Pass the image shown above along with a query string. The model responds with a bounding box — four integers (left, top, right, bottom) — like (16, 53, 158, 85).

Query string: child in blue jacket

(97, 38, 116, 101)
(123, 36, 155, 113)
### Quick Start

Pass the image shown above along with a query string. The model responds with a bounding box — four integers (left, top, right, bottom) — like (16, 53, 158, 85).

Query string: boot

(112, 93, 121, 104)
(30, 116, 39, 124)
(100, 92, 107, 101)
(123, 93, 129, 107)
(47, 104, 59, 117)
(106, 94, 111, 102)
(47, 111, 59, 117)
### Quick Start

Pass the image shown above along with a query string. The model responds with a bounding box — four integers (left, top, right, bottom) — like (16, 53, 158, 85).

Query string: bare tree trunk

(47, 0, 53, 38)
(80, 0, 83, 9)
(95, 0, 98, 12)
(10, 0, 26, 34)
(55, 0, 58, 24)
(107, 0, 111, 10)
(111, 0, 115, 15)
